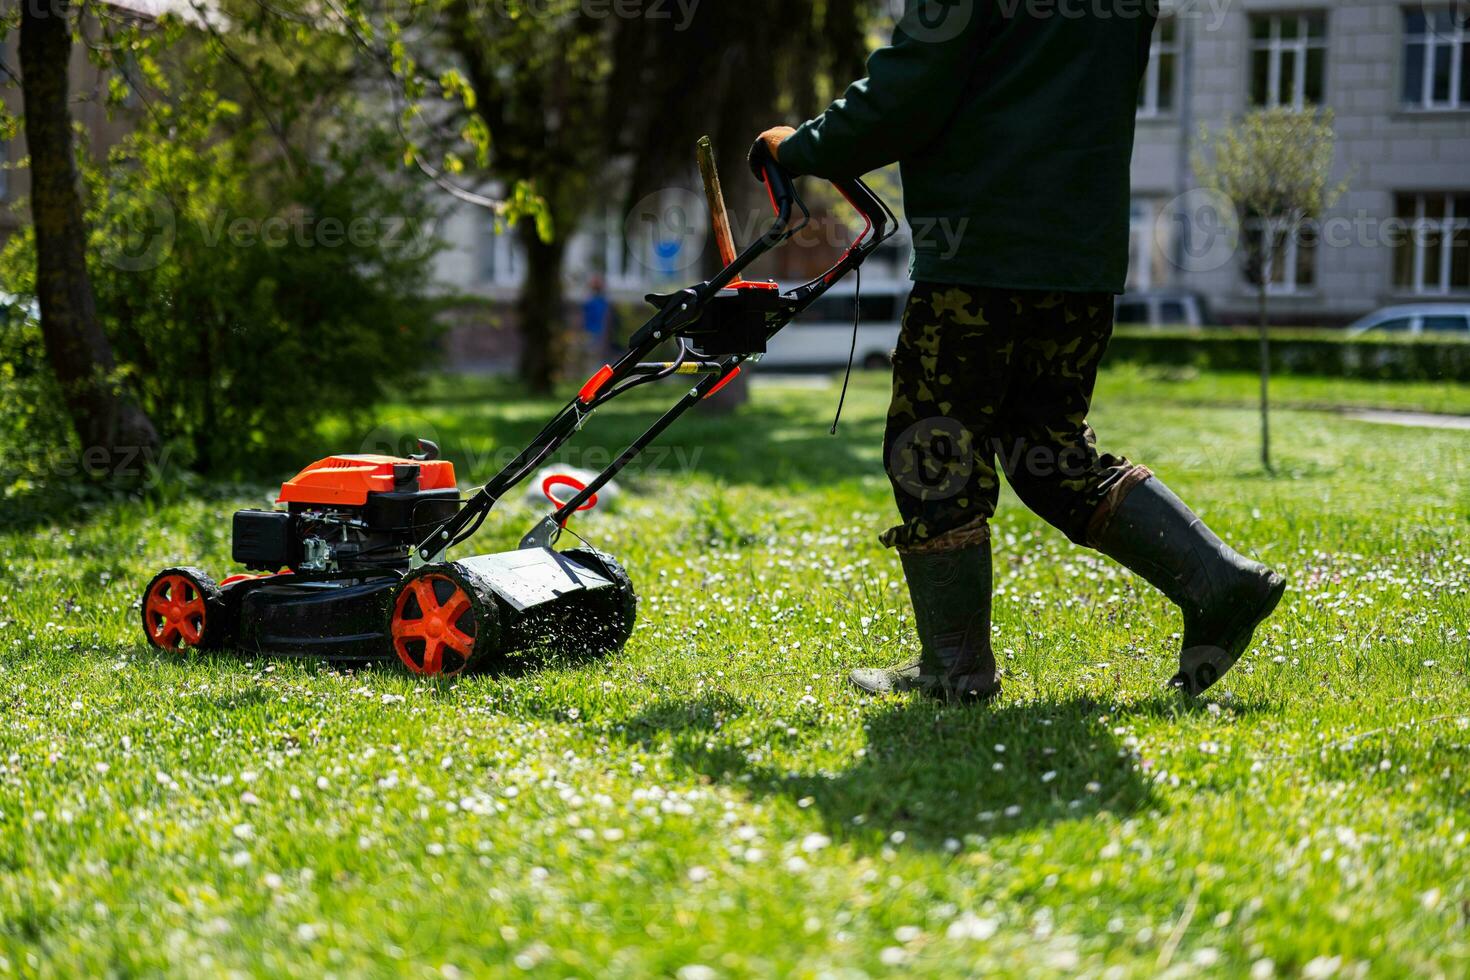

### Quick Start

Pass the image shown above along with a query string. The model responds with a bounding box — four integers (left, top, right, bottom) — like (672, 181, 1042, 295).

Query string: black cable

(596, 338, 691, 405)
(829, 264, 860, 436)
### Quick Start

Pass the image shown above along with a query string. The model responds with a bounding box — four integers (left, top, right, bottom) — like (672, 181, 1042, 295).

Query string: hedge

(1104, 327, 1470, 382)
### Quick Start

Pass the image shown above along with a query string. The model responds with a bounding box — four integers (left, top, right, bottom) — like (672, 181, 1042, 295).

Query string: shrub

(1105, 328, 1470, 383)
(0, 300, 75, 492)
(0, 83, 445, 479)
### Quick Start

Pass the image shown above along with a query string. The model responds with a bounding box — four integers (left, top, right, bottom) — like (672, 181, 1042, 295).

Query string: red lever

(578, 364, 614, 404)
(542, 473, 599, 512)
(704, 366, 742, 399)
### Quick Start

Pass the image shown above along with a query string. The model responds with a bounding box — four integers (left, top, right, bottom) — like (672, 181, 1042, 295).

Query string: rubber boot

(850, 541, 999, 704)
(1092, 477, 1286, 695)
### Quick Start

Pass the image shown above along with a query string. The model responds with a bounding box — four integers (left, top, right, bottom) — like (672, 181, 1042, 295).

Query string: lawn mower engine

(233, 452, 462, 575)
(140, 449, 636, 676)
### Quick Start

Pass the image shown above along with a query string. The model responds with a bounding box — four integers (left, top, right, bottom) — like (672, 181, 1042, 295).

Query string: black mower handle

(829, 177, 889, 247)
(746, 136, 889, 243)
(747, 139, 799, 229)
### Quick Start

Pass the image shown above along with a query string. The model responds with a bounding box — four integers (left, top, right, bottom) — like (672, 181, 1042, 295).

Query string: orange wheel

(390, 566, 500, 676)
(141, 567, 221, 651)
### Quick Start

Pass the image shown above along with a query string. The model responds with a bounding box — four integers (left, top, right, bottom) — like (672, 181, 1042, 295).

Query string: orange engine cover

(277, 454, 457, 507)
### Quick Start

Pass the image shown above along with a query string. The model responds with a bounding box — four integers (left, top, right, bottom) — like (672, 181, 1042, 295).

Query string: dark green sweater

(779, 0, 1156, 294)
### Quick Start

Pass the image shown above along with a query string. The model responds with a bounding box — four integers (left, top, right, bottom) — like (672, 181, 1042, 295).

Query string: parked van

(759, 284, 906, 370)
(1114, 290, 1212, 328)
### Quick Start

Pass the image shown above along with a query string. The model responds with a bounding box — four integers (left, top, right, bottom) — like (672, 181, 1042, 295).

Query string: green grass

(2, 368, 1468, 976)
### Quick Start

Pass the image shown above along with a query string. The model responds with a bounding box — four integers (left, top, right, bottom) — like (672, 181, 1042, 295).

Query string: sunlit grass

(1, 368, 1466, 975)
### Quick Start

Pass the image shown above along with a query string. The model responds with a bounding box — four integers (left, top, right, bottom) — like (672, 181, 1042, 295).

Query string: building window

(1128, 198, 1166, 291)
(476, 220, 519, 285)
(1250, 13, 1327, 108)
(1394, 193, 1470, 294)
(1243, 216, 1318, 295)
(1403, 8, 1470, 110)
(1138, 17, 1179, 116)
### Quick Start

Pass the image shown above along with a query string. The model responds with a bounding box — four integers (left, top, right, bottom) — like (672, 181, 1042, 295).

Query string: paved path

(1342, 409, 1470, 431)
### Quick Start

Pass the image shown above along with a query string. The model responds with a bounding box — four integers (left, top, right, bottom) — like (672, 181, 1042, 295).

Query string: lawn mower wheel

(389, 563, 503, 677)
(141, 566, 228, 653)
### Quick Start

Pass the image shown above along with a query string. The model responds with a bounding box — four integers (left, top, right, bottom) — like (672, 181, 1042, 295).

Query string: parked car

(1114, 290, 1212, 328)
(759, 284, 906, 371)
(1346, 304, 1470, 338)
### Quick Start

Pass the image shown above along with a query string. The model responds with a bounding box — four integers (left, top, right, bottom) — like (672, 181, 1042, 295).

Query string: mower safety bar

(410, 152, 893, 564)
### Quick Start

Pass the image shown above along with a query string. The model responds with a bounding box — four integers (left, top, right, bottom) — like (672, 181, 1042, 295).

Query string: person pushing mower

(753, 0, 1285, 702)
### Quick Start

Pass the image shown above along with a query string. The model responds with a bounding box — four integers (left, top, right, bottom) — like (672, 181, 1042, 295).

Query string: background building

(1132, 0, 1470, 325)
(433, 0, 1470, 331)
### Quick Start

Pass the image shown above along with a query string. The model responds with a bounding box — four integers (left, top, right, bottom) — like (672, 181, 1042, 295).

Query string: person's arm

(777, 2, 981, 179)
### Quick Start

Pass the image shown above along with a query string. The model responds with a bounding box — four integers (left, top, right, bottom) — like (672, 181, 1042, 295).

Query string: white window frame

(1399, 193, 1470, 295)
(1403, 8, 1468, 111)
(1244, 216, 1316, 296)
(1250, 13, 1328, 109)
(1138, 17, 1180, 117)
(475, 219, 521, 288)
(1128, 198, 1162, 291)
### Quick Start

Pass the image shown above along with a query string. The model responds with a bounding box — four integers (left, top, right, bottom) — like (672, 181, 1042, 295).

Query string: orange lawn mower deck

(138, 142, 894, 676)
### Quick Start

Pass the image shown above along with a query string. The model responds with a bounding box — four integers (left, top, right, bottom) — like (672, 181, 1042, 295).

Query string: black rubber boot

(1092, 477, 1286, 695)
(851, 541, 999, 704)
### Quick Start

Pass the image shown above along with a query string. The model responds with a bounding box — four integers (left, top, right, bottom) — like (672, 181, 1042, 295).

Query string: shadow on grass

(620, 691, 1155, 850)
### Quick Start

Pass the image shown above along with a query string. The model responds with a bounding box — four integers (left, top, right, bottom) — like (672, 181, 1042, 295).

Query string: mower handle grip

(747, 138, 888, 254)
(747, 138, 798, 230)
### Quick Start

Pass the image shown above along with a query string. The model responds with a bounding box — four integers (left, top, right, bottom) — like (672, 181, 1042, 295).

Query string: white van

(759, 284, 906, 370)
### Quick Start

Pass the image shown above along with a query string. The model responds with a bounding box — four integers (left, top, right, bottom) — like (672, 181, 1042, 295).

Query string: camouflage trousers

(881, 283, 1150, 551)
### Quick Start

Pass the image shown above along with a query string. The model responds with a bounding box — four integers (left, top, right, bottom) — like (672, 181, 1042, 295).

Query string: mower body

(142, 454, 634, 675)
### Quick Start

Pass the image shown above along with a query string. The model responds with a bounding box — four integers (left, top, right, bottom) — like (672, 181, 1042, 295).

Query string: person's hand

(756, 126, 796, 162)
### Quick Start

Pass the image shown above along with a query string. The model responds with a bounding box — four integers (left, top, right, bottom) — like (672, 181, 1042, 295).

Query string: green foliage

(1193, 107, 1348, 294)
(0, 19, 447, 478)
(1193, 106, 1349, 240)
(89, 100, 444, 474)
(0, 301, 75, 494)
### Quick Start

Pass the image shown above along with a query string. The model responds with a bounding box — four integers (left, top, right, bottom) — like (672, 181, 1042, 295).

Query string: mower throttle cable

(829, 264, 861, 436)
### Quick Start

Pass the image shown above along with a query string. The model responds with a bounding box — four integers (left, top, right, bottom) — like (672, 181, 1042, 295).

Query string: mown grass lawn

(1, 367, 1467, 977)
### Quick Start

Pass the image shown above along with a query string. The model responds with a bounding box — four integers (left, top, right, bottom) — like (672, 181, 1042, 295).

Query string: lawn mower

(139, 140, 896, 676)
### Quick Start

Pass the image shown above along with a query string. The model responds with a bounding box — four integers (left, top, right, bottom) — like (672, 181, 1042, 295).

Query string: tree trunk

(19, 0, 160, 475)
(1257, 259, 1272, 474)
(516, 225, 567, 394)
